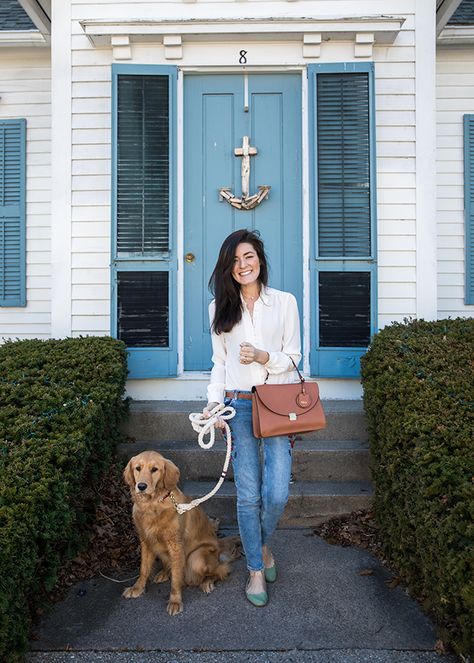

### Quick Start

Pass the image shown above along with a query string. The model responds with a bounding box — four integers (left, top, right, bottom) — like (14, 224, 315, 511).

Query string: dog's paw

(122, 585, 145, 599)
(167, 599, 183, 616)
(200, 579, 215, 594)
(154, 569, 170, 584)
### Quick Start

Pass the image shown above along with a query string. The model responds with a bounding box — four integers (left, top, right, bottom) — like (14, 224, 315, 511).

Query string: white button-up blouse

(207, 287, 302, 404)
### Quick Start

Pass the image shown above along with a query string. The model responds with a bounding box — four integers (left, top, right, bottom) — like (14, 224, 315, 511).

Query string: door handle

(185, 252, 195, 263)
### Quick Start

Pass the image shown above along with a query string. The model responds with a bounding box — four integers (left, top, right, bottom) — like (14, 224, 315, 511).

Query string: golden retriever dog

(123, 450, 239, 615)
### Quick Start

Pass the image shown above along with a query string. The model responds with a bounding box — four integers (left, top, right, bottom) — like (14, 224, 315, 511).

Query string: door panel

(184, 74, 302, 371)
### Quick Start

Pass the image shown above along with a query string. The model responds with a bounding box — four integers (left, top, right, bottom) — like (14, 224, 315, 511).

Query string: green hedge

(0, 337, 128, 662)
(360, 318, 474, 656)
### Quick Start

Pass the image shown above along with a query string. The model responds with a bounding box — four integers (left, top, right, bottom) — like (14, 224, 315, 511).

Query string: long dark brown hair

(209, 229, 269, 334)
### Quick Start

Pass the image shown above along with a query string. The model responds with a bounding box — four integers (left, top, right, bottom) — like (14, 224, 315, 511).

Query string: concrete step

(117, 438, 372, 483)
(123, 399, 367, 442)
(178, 480, 373, 527)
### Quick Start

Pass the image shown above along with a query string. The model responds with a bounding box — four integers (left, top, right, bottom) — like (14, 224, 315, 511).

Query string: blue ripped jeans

(226, 395, 293, 572)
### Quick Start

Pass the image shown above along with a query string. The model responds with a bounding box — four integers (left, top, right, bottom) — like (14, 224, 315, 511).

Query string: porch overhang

(0, 29, 47, 46)
(80, 16, 405, 60)
(0, 0, 51, 46)
(437, 25, 474, 44)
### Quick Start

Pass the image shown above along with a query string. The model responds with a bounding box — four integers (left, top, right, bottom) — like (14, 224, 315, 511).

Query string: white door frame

(176, 65, 311, 376)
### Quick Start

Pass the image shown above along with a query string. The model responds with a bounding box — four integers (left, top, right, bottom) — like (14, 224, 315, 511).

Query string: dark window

(319, 271, 371, 347)
(117, 271, 169, 347)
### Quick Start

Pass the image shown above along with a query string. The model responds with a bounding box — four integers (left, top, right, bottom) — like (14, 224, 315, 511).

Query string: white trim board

(125, 375, 363, 401)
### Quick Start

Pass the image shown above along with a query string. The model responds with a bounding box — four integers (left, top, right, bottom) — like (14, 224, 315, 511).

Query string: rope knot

(172, 403, 236, 514)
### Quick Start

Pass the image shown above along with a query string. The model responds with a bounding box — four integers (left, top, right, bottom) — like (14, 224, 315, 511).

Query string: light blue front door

(184, 74, 302, 371)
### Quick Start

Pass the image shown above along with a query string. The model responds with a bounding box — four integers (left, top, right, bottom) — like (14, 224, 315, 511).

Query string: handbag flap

(253, 382, 321, 417)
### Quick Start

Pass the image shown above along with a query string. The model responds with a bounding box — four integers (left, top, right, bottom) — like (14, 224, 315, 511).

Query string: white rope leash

(173, 403, 236, 515)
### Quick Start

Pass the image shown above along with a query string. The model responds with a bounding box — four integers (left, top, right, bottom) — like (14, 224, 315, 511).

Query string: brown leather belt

(225, 390, 252, 401)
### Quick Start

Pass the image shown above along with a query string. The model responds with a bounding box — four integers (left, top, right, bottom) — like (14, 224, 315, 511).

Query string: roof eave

(0, 29, 48, 46)
(436, 0, 464, 36)
(437, 24, 474, 44)
(17, 0, 51, 38)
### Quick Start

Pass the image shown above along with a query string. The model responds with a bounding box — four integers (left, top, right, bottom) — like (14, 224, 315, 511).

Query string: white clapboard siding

(378, 204, 416, 219)
(437, 47, 474, 318)
(379, 282, 416, 298)
(379, 251, 416, 267)
(72, 206, 110, 222)
(0, 50, 51, 340)
(72, 268, 110, 284)
(439, 272, 464, 285)
(72, 114, 111, 129)
(379, 266, 416, 281)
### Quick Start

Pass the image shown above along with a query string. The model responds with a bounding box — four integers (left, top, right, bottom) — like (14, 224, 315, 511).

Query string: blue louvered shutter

(0, 119, 26, 307)
(116, 74, 170, 257)
(317, 74, 371, 257)
(464, 115, 474, 305)
(112, 66, 177, 377)
(309, 64, 377, 378)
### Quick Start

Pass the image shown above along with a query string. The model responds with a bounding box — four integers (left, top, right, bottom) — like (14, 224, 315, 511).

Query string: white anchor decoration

(219, 136, 271, 211)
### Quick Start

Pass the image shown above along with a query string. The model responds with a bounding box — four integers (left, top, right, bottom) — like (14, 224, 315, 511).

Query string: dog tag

(289, 413, 297, 421)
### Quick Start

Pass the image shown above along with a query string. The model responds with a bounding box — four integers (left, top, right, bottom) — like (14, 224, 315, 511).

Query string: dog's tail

(218, 535, 242, 562)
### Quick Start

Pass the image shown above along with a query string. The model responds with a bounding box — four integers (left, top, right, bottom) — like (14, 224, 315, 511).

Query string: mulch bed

(47, 461, 140, 604)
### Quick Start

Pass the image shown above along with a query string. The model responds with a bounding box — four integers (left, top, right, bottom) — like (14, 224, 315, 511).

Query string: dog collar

(158, 490, 181, 513)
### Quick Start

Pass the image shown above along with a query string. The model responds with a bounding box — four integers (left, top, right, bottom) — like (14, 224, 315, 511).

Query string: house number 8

(239, 50, 247, 64)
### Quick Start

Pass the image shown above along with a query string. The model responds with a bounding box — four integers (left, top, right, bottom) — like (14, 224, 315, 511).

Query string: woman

(204, 228, 301, 607)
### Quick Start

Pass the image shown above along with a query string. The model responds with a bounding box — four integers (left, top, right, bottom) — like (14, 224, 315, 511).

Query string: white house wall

(0, 48, 51, 340)
(436, 45, 474, 318)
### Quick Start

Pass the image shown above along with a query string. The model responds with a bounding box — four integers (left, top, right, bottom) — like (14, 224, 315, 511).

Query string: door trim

(178, 68, 311, 376)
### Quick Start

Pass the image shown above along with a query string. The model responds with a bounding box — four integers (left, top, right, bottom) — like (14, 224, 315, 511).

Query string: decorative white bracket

(355, 32, 375, 58)
(111, 35, 131, 60)
(303, 33, 322, 58)
(164, 34, 182, 60)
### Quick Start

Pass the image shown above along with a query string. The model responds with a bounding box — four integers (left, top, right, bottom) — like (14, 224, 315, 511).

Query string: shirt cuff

(264, 351, 293, 374)
(264, 351, 278, 370)
(207, 384, 225, 405)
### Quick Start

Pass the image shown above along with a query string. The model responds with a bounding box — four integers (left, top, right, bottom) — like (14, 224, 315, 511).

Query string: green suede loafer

(264, 562, 277, 583)
(245, 589, 268, 607)
(245, 576, 268, 607)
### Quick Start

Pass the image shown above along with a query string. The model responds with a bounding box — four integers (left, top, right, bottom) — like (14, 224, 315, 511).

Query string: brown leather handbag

(251, 358, 326, 438)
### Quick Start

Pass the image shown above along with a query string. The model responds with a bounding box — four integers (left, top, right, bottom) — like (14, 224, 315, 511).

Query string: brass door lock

(185, 253, 195, 263)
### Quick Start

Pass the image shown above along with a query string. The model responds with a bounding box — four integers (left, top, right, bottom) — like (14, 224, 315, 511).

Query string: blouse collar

(239, 286, 272, 306)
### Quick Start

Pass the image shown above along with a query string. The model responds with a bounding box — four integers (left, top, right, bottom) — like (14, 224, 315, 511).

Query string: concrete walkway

(26, 530, 458, 663)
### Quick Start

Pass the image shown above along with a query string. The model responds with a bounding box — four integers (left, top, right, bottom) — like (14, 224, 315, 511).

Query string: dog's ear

(123, 458, 135, 488)
(163, 459, 180, 490)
